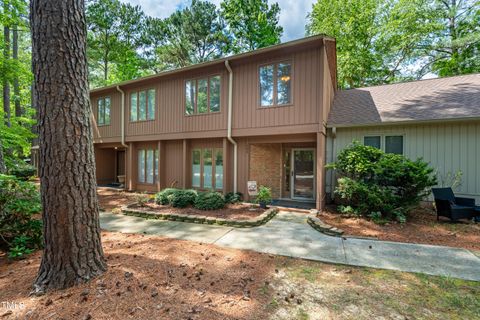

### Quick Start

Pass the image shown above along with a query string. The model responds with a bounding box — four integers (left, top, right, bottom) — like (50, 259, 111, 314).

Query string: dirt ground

(320, 205, 480, 252)
(1, 231, 479, 320)
(97, 188, 139, 211)
(133, 202, 266, 220)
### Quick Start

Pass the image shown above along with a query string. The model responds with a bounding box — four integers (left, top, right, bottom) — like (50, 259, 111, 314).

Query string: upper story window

(97, 97, 111, 126)
(130, 89, 155, 122)
(259, 61, 292, 107)
(364, 135, 404, 155)
(185, 75, 221, 115)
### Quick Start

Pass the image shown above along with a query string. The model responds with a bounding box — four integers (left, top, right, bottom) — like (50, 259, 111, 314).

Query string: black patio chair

(431, 187, 476, 222)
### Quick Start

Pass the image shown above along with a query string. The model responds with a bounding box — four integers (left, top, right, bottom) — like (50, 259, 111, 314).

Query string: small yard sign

(247, 181, 258, 196)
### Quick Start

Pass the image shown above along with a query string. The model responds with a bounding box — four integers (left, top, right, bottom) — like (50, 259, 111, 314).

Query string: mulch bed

(0, 232, 276, 320)
(130, 203, 266, 221)
(320, 205, 480, 252)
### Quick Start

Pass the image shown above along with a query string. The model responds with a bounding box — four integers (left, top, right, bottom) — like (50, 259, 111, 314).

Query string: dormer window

(97, 97, 111, 126)
(259, 61, 292, 107)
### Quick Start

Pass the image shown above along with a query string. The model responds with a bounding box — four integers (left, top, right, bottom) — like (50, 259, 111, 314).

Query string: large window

(191, 148, 223, 189)
(185, 75, 221, 115)
(131, 89, 155, 121)
(97, 97, 111, 125)
(259, 61, 292, 107)
(364, 135, 404, 155)
(138, 149, 159, 184)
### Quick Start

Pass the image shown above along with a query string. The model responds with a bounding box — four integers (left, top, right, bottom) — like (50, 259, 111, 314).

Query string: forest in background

(0, 0, 479, 169)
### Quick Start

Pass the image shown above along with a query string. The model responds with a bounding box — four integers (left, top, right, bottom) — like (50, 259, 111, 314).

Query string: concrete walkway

(100, 211, 480, 282)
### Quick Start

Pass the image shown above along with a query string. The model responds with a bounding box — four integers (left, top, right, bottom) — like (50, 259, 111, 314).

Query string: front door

(116, 150, 126, 178)
(291, 149, 315, 200)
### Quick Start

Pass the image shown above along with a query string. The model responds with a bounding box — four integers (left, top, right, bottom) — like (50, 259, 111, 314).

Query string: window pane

(277, 63, 291, 105)
(192, 150, 201, 188)
(98, 98, 104, 125)
(139, 91, 147, 121)
(130, 93, 137, 121)
(385, 136, 403, 154)
(185, 80, 195, 115)
(138, 150, 145, 183)
(146, 150, 154, 184)
(215, 149, 223, 190)
(364, 136, 381, 149)
(104, 97, 111, 124)
(209, 76, 220, 112)
(155, 150, 159, 183)
(203, 149, 212, 189)
(197, 79, 208, 113)
(147, 89, 155, 120)
(260, 65, 274, 106)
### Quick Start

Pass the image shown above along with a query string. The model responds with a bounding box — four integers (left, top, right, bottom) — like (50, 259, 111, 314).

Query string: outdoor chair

(431, 187, 477, 222)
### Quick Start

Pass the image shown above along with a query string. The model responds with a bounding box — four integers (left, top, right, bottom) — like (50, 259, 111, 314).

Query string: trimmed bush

(170, 189, 198, 208)
(328, 142, 437, 222)
(0, 175, 42, 258)
(155, 188, 178, 205)
(194, 191, 225, 210)
(155, 188, 198, 207)
(225, 192, 243, 204)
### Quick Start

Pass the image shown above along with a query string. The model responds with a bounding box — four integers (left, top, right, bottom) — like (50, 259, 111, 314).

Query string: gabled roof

(328, 73, 480, 127)
(90, 34, 335, 94)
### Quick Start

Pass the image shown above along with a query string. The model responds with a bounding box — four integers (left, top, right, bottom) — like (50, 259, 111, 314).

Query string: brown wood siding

(125, 65, 228, 138)
(231, 47, 322, 131)
(164, 140, 184, 188)
(91, 90, 122, 142)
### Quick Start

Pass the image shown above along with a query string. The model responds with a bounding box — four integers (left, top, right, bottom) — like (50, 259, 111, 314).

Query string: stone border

(121, 203, 278, 228)
(307, 215, 344, 236)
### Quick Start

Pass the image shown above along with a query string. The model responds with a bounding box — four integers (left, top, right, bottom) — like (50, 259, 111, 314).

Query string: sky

(120, 0, 316, 42)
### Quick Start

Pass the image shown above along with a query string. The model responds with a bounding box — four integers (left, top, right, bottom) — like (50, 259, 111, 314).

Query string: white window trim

(363, 133, 406, 155)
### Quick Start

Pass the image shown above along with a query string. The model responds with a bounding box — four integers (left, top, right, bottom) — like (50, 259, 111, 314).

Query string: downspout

(225, 60, 238, 193)
(116, 85, 128, 149)
(330, 127, 336, 200)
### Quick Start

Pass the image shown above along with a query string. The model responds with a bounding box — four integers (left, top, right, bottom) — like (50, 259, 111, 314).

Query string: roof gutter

(116, 86, 128, 149)
(225, 60, 237, 193)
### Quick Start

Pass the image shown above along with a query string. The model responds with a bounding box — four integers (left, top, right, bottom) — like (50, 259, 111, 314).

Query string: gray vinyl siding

(326, 121, 480, 201)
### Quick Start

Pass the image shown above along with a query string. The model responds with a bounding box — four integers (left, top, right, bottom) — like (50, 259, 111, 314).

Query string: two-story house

(90, 35, 337, 210)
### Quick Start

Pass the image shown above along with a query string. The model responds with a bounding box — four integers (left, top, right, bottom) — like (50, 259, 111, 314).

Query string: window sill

(129, 119, 156, 124)
(257, 103, 294, 110)
(185, 111, 221, 117)
(97, 124, 111, 127)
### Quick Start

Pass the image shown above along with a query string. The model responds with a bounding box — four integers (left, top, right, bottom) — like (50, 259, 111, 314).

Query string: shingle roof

(328, 73, 480, 127)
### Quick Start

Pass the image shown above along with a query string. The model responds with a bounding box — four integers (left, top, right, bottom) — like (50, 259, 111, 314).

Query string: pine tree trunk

(13, 27, 21, 117)
(3, 25, 10, 127)
(0, 138, 6, 173)
(30, 0, 107, 294)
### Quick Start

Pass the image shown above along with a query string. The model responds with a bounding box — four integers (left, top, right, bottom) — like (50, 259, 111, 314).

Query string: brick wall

(249, 144, 282, 199)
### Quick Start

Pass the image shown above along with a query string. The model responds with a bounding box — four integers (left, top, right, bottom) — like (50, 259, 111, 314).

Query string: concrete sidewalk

(100, 211, 480, 282)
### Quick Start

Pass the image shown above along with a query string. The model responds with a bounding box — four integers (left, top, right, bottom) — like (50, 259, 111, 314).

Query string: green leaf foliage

(0, 174, 42, 258)
(194, 191, 225, 210)
(331, 142, 437, 222)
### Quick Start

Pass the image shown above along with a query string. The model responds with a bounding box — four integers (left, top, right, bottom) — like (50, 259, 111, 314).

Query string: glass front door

(291, 149, 315, 199)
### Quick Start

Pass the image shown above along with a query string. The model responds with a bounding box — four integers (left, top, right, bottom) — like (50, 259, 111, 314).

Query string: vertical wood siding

(232, 47, 322, 130)
(91, 91, 122, 140)
(326, 122, 480, 200)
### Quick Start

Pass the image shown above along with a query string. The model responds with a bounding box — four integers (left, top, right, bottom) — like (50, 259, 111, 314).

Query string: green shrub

(329, 142, 437, 223)
(9, 164, 36, 181)
(255, 186, 272, 205)
(170, 189, 197, 208)
(225, 192, 243, 204)
(194, 191, 225, 210)
(155, 188, 178, 205)
(0, 175, 42, 258)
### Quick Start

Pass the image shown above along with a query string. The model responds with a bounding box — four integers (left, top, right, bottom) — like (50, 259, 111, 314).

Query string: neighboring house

(90, 35, 338, 210)
(326, 74, 480, 201)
